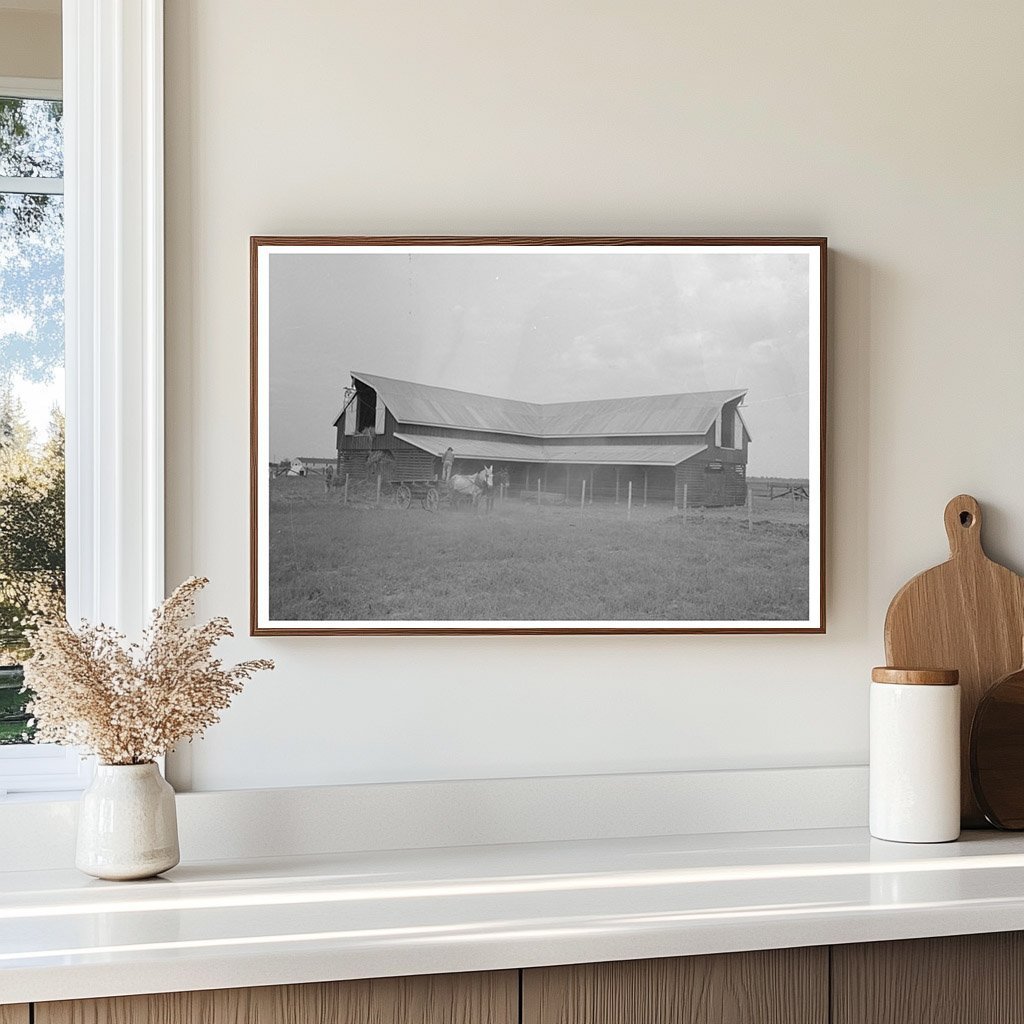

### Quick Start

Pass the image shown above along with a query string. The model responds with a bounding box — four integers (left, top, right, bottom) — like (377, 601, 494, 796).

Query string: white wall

(164, 1, 1024, 791)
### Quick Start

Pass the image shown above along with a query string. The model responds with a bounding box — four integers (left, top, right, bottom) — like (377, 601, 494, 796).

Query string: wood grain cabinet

(35, 972, 518, 1024)
(522, 948, 828, 1024)
(832, 932, 1024, 1024)
(18, 933, 1024, 1024)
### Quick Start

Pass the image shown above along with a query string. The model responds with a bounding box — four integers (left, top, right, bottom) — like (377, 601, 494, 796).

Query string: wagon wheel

(395, 484, 412, 510)
(423, 486, 440, 512)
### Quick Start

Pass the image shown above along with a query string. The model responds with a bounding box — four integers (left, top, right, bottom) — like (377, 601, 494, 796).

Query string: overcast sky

(268, 249, 812, 476)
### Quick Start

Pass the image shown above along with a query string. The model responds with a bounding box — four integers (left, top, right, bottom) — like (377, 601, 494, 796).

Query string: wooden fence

(747, 477, 811, 502)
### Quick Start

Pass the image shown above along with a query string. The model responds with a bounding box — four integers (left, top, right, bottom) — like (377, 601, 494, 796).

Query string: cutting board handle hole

(944, 495, 982, 554)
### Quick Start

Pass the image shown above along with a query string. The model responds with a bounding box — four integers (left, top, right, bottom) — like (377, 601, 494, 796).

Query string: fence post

(643, 470, 648, 508)
(615, 467, 620, 504)
(537, 477, 541, 512)
(747, 484, 753, 531)
(581, 478, 586, 513)
(376, 473, 382, 505)
(344, 473, 349, 504)
(627, 480, 633, 520)
(683, 483, 688, 517)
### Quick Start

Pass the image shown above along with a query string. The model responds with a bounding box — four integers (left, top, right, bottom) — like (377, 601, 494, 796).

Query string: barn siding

(567, 465, 676, 502)
(675, 448, 747, 508)
(397, 422, 709, 449)
(340, 449, 437, 482)
(392, 450, 437, 481)
(495, 463, 677, 502)
(339, 429, 438, 482)
(541, 434, 701, 448)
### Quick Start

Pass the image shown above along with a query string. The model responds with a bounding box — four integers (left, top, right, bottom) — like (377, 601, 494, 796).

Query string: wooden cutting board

(884, 494, 1024, 827)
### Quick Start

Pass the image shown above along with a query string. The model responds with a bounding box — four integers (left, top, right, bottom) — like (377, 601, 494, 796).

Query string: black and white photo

(251, 238, 825, 634)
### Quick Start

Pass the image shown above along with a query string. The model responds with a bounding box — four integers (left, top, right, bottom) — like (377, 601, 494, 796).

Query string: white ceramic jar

(870, 667, 960, 843)
(76, 762, 180, 880)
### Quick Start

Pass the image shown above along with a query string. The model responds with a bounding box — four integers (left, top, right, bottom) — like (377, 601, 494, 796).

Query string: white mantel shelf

(5, 826, 1024, 1004)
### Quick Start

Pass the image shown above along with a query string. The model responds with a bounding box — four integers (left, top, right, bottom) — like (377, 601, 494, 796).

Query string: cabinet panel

(36, 971, 517, 1024)
(832, 933, 1024, 1024)
(0, 1007, 29, 1024)
(523, 948, 827, 1024)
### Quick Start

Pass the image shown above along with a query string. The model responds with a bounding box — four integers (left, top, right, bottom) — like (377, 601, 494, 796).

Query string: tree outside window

(0, 93, 65, 744)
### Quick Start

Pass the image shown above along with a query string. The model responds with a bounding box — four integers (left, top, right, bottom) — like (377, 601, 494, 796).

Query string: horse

(448, 466, 492, 512)
(484, 467, 510, 513)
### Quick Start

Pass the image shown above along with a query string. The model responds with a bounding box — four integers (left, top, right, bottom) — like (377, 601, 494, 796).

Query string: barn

(333, 371, 751, 507)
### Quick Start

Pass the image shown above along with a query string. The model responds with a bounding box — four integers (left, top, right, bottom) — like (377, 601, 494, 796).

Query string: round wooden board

(971, 664, 1024, 829)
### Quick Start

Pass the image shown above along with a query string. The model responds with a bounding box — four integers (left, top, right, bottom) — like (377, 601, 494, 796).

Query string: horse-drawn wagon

(393, 478, 442, 512)
(393, 467, 493, 513)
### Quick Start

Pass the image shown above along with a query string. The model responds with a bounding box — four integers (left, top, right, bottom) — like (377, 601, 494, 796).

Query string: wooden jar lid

(871, 667, 959, 686)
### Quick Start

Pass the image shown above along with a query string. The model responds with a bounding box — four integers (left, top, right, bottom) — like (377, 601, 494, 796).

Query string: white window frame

(0, 77, 61, 101)
(0, 0, 164, 799)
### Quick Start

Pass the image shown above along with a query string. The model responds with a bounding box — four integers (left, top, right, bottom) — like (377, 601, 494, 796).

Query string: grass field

(268, 475, 811, 622)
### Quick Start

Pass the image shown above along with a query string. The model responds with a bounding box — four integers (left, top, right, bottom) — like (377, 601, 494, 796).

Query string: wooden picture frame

(251, 236, 826, 635)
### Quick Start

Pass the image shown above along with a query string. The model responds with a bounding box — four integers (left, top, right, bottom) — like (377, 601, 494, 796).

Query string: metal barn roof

(395, 432, 708, 466)
(347, 371, 746, 438)
(350, 372, 542, 434)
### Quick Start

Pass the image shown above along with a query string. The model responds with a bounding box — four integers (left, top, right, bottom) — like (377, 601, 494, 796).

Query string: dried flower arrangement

(23, 577, 273, 765)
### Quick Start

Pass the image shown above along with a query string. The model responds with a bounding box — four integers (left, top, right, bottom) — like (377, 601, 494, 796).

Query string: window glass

(0, 97, 63, 178)
(0, 96, 65, 746)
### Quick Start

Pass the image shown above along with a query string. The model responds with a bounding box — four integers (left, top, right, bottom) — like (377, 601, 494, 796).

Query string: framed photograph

(251, 236, 826, 635)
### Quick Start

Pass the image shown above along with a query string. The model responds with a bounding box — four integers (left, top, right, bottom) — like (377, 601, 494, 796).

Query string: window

(355, 379, 377, 433)
(720, 408, 734, 448)
(720, 406, 744, 450)
(0, 80, 85, 797)
(0, 87, 65, 737)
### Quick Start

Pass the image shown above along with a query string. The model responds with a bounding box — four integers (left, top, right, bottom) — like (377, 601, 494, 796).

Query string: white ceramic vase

(76, 762, 180, 880)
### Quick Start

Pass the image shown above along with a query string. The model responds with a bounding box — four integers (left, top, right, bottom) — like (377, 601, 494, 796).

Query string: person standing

(441, 447, 455, 482)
